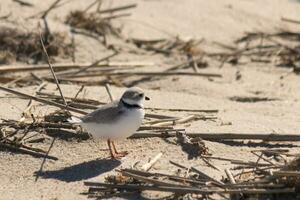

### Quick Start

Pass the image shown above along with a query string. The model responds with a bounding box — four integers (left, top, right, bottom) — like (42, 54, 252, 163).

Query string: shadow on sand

(36, 158, 121, 182)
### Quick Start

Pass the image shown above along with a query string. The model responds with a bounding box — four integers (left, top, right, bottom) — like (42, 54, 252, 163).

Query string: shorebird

(69, 87, 149, 159)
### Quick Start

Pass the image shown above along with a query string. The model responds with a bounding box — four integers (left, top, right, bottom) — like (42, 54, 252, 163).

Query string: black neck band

(121, 99, 142, 109)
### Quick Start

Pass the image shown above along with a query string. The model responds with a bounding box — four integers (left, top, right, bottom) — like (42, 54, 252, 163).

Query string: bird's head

(121, 87, 150, 108)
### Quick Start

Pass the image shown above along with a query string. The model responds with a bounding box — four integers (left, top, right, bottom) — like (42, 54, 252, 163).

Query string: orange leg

(107, 139, 115, 158)
(111, 141, 128, 157)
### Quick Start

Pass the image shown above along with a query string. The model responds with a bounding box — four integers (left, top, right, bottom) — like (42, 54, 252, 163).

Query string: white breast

(81, 108, 144, 140)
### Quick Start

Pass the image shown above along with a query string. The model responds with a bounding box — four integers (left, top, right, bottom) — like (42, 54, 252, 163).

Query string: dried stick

(0, 87, 176, 120)
(83, 0, 98, 12)
(13, 0, 34, 7)
(35, 31, 67, 182)
(202, 155, 251, 163)
(0, 61, 153, 73)
(121, 168, 207, 185)
(40, 33, 67, 106)
(225, 169, 236, 184)
(71, 52, 118, 75)
(272, 171, 300, 177)
(0, 85, 87, 115)
(87, 191, 136, 199)
(27, 0, 63, 19)
(147, 108, 218, 113)
(74, 85, 85, 99)
(99, 4, 137, 14)
(187, 54, 199, 73)
(105, 83, 114, 102)
(0, 142, 57, 160)
(0, 12, 11, 20)
(202, 158, 221, 171)
(151, 115, 215, 126)
(169, 160, 224, 186)
(20, 82, 47, 121)
(85, 182, 294, 194)
(68, 71, 222, 78)
(37, 91, 105, 105)
(102, 13, 131, 20)
(225, 169, 240, 200)
(130, 132, 300, 141)
(36, 92, 180, 120)
(191, 166, 224, 186)
(251, 151, 278, 167)
(142, 152, 163, 171)
(3, 75, 31, 87)
(37, 91, 218, 113)
(281, 17, 300, 25)
(121, 170, 185, 187)
(35, 137, 56, 181)
(42, 0, 62, 18)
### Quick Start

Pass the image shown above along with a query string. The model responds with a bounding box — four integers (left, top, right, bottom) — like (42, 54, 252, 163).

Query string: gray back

(81, 100, 125, 124)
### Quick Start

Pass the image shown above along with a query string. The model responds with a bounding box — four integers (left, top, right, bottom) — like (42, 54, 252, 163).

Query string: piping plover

(69, 87, 150, 159)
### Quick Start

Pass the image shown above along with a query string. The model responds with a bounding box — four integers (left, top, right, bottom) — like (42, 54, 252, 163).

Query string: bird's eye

(139, 93, 143, 97)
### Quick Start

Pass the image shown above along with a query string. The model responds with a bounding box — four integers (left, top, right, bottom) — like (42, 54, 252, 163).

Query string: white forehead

(125, 87, 144, 94)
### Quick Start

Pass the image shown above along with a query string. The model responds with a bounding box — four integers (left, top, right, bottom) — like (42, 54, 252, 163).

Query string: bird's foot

(111, 151, 128, 159)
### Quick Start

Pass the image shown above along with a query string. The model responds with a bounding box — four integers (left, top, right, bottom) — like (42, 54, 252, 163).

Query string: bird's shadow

(35, 158, 121, 182)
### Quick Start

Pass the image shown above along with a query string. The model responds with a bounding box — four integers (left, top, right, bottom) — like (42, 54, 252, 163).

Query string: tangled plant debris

(0, 26, 74, 64)
(65, 10, 121, 37)
(84, 152, 300, 199)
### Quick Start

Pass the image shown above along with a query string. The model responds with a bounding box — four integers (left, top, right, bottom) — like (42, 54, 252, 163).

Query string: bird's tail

(68, 116, 82, 124)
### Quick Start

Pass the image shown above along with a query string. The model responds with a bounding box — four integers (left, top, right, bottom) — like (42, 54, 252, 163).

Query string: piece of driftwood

(226, 183, 285, 189)
(225, 169, 236, 184)
(272, 171, 300, 177)
(225, 169, 240, 200)
(130, 132, 300, 141)
(141, 152, 163, 171)
(84, 181, 294, 194)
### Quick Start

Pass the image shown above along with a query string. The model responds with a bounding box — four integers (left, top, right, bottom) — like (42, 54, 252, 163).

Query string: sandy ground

(1, 0, 300, 199)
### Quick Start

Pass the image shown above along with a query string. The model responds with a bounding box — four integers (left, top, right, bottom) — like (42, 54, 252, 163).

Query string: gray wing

(81, 100, 125, 124)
